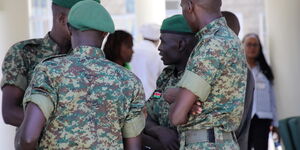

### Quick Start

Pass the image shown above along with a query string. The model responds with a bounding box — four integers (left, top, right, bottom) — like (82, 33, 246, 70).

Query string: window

(28, 0, 52, 38)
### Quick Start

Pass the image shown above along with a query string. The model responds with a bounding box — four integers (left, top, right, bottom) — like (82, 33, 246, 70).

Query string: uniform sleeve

(177, 39, 227, 102)
(23, 63, 58, 121)
(122, 80, 146, 138)
(1, 45, 28, 90)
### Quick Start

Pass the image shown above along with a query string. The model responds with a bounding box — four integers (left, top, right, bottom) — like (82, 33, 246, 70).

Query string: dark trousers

(248, 115, 272, 150)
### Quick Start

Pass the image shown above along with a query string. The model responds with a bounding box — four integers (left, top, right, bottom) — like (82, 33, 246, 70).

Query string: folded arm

(16, 103, 46, 150)
(2, 85, 25, 127)
(169, 88, 198, 125)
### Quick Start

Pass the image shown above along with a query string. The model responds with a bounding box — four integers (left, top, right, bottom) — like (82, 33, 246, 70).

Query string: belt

(185, 128, 234, 145)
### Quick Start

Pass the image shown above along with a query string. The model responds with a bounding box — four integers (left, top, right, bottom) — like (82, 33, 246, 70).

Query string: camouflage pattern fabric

(176, 17, 247, 149)
(1, 33, 62, 91)
(23, 46, 146, 149)
(146, 66, 183, 129)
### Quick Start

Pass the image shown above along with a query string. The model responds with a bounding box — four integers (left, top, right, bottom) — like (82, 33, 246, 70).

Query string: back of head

(222, 11, 240, 35)
(103, 30, 133, 62)
(51, 0, 102, 52)
(193, 0, 222, 12)
(67, 0, 115, 49)
(140, 24, 160, 41)
(182, 0, 222, 32)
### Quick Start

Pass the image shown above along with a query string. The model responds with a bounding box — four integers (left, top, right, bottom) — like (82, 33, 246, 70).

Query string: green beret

(68, 0, 115, 33)
(52, 0, 100, 9)
(161, 15, 193, 34)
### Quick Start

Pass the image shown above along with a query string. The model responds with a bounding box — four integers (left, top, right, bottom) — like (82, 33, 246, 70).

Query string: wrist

(150, 126, 165, 138)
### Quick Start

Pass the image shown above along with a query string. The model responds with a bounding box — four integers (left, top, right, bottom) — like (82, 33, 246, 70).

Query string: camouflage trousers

(179, 128, 240, 150)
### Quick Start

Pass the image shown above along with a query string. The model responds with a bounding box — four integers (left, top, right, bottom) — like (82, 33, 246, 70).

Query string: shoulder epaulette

(18, 38, 44, 49)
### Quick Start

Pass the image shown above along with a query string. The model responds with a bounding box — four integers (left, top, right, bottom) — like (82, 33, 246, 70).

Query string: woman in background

(103, 30, 134, 69)
(243, 33, 279, 150)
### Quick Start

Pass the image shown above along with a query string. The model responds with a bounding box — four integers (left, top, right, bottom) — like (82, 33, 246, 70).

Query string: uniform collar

(196, 17, 227, 40)
(71, 46, 105, 58)
(43, 32, 61, 54)
(168, 65, 184, 78)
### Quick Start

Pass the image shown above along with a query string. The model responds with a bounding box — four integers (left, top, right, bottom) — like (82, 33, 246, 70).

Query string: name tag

(256, 81, 266, 89)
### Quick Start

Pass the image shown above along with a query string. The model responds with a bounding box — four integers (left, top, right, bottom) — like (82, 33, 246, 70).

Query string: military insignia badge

(152, 90, 162, 99)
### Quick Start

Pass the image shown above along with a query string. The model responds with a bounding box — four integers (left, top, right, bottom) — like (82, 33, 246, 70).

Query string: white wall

(135, 0, 166, 40)
(135, 0, 166, 27)
(0, 0, 29, 149)
(265, 0, 300, 119)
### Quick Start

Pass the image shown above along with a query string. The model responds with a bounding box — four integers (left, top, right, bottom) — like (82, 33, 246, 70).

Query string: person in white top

(130, 24, 165, 99)
(243, 33, 279, 150)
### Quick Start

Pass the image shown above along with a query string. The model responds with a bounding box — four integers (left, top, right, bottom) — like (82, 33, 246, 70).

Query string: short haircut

(222, 11, 240, 35)
(193, 0, 222, 12)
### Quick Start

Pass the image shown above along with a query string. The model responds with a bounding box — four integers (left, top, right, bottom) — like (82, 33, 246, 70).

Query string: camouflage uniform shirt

(176, 17, 247, 147)
(23, 46, 146, 149)
(146, 66, 183, 129)
(1, 33, 62, 91)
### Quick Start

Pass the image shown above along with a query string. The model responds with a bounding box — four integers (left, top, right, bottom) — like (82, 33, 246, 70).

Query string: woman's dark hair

(242, 33, 274, 83)
(103, 30, 133, 62)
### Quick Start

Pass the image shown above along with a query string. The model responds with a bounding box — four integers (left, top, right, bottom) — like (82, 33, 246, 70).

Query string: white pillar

(0, 0, 29, 149)
(135, 0, 166, 41)
(135, 0, 166, 27)
(265, 0, 300, 119)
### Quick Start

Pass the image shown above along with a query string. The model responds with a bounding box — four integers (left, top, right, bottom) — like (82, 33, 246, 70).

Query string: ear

(178, 39, 186, 52)
(187, 0, 194, 13)
(58, 13, 68, 25)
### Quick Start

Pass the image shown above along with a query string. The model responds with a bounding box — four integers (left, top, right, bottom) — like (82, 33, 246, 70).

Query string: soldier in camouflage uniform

(1, 0, 99, 127)
(222, 11, 256, 150)
(143, 15, 198, 150)
(165, 0, 248, 149)
(16, 1, 145, 149)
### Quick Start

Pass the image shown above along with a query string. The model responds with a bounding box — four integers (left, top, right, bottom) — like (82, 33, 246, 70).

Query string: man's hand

(156, 127, 179, 150)
(270, 126, 280, 141)
(169, 88, 198, 125)
(164, 87, 202, 115)
(163, 88, 180, 104)
(189, 101, 202, 115)
(144, 117, 179, 150)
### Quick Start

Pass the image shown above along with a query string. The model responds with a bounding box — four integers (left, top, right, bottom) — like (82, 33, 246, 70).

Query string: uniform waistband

(184, 128, 235, 145)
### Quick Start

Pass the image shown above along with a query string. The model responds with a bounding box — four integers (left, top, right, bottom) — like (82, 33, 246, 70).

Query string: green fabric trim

(177, 70, 211, 102)
(23, 94, 54, 121)
(122, 113, 145, 138)
(1, 74, 27, 91)
(124, 63, 131, 70)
